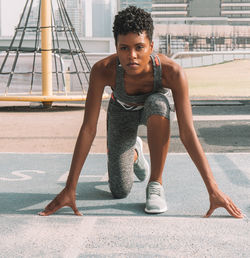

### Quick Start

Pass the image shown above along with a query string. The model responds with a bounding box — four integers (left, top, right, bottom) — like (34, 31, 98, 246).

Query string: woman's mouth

(127, 62, 139, 68)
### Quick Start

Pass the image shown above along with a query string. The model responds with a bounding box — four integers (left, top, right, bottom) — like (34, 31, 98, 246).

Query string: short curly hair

(113, 5, 154, 45)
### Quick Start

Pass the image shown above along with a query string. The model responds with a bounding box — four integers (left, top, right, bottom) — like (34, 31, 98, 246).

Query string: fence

(159, 35, 250, 56)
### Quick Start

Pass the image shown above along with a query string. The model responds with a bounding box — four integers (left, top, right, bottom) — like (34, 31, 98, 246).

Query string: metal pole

(41, 0, 53, 102)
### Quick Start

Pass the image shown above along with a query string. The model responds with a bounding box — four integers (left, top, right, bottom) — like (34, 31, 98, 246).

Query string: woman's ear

(150, 41, 154, 52)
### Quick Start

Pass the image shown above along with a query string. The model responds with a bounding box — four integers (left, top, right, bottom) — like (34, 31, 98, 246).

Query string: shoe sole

(144, 207, 168, 214)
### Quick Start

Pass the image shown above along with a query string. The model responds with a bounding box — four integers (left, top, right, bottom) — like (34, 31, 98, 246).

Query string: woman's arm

(39, 62, 107, 216)
(65, 63, 106, 191)
(169, 63, 243, 218)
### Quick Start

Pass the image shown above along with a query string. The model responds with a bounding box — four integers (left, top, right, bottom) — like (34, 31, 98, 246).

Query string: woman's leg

(142, 93, 172, 213)
(147, 115, 170, 184)
(142, 93, 172, 182)
(107, 100, 140, 198)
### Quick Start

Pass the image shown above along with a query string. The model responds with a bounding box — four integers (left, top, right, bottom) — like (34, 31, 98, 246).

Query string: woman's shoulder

(157, 53, 182, 74)
(92, 54, 117, 74)
(91, 54, 117, 86)
(157, 53, 185, 86)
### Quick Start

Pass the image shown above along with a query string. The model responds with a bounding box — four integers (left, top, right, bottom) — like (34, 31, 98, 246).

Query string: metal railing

(159, 35, 250, 56)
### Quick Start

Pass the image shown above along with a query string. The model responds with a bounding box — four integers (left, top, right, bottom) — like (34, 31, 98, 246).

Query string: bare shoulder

(157, 53, 186, 89)
(91, 54, 117, 87)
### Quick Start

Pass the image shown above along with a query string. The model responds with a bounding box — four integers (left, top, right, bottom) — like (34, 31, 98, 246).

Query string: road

(0, 99, 249, 257)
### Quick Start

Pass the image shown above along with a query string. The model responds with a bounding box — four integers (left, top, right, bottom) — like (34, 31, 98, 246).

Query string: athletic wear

(145, 181, 168, 214)
(134, 136, 149, 182)
(107, 54, 175, 199)
(112, 55, 175, 113)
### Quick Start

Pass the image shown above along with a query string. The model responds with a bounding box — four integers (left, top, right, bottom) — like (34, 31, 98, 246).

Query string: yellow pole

(41, 0, 53, 101)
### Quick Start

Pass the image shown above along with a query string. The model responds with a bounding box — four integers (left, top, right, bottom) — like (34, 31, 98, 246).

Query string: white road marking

(80, 175, 103, 178)
(57, 171, 69, 182)
(57, 171, 104, 182)
(0, 170, 45, 181)
(100, 172, 109, 182)
(18, 201, 51, 211)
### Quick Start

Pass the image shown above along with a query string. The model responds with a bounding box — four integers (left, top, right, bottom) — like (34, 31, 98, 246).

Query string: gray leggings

(107, 92, 173, 198)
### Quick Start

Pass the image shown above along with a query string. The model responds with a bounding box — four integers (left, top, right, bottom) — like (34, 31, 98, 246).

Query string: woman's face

(116, 31, 153, 76)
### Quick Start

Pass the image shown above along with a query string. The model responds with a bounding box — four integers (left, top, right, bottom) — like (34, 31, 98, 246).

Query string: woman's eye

(136, 45, 144, 50)
(120, 47, 127, 50)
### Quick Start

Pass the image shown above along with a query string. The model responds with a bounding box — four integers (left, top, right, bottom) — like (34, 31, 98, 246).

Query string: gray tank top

(112, 54, 169, 110)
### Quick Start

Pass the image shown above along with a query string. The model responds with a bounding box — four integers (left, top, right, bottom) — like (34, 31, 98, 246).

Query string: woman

(39, 6, 242, 218)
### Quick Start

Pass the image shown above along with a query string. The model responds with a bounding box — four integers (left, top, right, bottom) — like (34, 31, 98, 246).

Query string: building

(64, 0, 84, 37)
(117, 0, 152, 12)
(82, 0, 117, 37)
(150, 1, 250, 54)
(25, 2, 40, 38)
(152, 0, 227, 25)
(119, 0, 250, 26)
(152, 0, 189, 24)
(221, 0, 250, 25)
(92, 0, 117, 37)
(0, 0, 1, 36)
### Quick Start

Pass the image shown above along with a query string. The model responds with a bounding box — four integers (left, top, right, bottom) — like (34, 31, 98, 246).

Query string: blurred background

(0, 0, 250, 99)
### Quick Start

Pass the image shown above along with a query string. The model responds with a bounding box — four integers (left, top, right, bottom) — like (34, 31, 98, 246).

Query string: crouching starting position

(39, 6, 243, 218)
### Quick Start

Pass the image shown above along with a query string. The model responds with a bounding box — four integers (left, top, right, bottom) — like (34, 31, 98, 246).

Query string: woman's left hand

(204, 189, 243, 218)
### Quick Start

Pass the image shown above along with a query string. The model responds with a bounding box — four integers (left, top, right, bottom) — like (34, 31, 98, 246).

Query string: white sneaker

(145, 181, 167, 214)
(134, 137, 149, 182)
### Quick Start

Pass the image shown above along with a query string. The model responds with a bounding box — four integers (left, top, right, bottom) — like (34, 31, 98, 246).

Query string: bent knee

(109, 180, 133, 199)
(143, 93, 170, 122)
(144, 93, 169, 110)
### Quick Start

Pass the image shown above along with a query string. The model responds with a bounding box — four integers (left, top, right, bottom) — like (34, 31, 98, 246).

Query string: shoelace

(148, 185, 161, 196)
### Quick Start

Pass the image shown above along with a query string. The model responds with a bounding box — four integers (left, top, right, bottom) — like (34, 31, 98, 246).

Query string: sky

(1, 0, 30, 36)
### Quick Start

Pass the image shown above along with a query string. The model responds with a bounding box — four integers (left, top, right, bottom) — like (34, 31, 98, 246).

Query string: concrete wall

(172, 51, 250, 68)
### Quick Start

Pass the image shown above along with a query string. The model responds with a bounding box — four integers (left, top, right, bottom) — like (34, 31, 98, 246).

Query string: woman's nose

(128, 49, 137, 59)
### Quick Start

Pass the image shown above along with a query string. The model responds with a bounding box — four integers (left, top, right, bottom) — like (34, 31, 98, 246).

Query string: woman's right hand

(38, 187, 82, 216)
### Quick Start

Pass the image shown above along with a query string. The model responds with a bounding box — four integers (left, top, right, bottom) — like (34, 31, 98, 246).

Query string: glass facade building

(58, 0, 117, 37)
(92, 0, 116, 37)
(82, 0, 117, 37)
(64, 0, 84, 36)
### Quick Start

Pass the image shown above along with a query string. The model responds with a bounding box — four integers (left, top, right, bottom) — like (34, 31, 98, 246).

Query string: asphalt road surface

(0, 99, 249, 257)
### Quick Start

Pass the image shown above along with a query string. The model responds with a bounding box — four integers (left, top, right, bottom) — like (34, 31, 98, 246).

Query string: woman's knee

(108, 176, 133, 199)
(107, 150, 134, 199)
(143, 93, 171, 122)
(145, 93, 169, 110)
